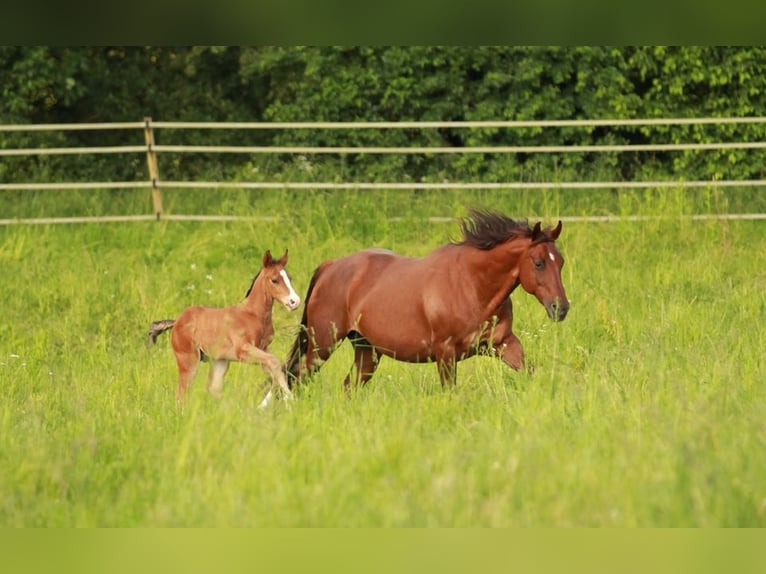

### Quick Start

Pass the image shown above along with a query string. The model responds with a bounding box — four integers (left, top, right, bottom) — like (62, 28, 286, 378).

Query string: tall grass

(0, 188, 764, 526)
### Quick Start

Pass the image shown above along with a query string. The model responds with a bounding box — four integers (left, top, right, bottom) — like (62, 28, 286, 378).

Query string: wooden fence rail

(1, 117, 765, 225)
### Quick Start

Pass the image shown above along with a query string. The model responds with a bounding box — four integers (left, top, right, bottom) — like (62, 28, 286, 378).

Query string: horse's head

(518, 221, 569, 322)
(261, 249, 301, 311)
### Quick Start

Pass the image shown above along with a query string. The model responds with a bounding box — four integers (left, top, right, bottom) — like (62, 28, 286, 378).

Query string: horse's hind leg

(297, 324, 344, 380)
(436, 355, 458, 388)
(344, 334, 381, 393)
(207, 359, 230, 398)
(279, 321, 345, 406)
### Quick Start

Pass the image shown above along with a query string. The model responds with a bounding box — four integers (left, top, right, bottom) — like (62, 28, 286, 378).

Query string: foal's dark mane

(244, 271, 260, 298)
(456, 209, 534, 250)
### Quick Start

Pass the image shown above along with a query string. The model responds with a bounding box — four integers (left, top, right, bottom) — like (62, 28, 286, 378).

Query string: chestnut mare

(283, 210, 569, 393)
(148, 250, 300, 405)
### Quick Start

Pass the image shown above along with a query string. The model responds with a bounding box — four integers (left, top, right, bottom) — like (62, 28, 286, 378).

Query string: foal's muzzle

(546, 298, 570, 322)
(283, 296, 301, 311)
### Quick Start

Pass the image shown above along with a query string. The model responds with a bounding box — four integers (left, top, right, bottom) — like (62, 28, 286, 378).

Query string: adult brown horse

(148, 250, 300, 405)
(283, 209, 569, 394)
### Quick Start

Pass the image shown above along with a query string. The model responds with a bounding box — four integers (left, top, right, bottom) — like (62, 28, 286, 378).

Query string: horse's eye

(270, 278, 279, 284)
(534, 259, 544, 270)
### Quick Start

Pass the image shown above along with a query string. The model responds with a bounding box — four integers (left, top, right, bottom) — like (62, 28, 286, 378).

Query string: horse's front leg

(238, 344, 294, 406)
(491, 305, 530, 373)
(495, 332, 527, 372)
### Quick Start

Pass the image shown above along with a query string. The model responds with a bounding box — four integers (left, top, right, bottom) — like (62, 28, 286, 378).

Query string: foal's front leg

(207, 359, 230, 398)
(239, 344, 293, 406)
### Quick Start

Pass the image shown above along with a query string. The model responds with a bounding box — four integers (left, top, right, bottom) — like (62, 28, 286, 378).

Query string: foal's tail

(147, 319, 175, 347)
(283, 263, 327, 386)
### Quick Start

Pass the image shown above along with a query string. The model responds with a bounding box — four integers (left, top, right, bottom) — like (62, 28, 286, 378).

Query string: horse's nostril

(549, 299, 569, 321)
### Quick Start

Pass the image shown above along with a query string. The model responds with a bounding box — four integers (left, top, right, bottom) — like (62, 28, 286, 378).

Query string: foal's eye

(534, 259, 545, 270)
(270, 278, 279, 285)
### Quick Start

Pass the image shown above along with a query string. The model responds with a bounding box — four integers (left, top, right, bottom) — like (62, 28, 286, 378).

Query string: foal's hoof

(257, 387, 293, 410)
(257, 390, 273, 409)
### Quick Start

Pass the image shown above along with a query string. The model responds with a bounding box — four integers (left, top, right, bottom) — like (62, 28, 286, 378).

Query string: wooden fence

(1, 117, 766, 225)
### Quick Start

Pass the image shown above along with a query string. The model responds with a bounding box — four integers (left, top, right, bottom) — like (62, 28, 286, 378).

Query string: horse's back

(316, 247, 423, 297)
(307, 247, 455, 359)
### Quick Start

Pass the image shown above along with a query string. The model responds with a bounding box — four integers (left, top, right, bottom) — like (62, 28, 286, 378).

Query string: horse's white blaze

(548, 251, 555, 262)
(280, 269, 300, 309)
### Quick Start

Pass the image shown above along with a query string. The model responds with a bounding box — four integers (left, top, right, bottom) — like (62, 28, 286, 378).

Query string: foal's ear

(277, 249, 289, 266)
(262, 250, 274, 267)
(550, 220, 563, 240)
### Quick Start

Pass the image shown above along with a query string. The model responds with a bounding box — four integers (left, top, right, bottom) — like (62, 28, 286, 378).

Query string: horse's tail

(284, 262, 327, 386)
(147, 319, 175, 347)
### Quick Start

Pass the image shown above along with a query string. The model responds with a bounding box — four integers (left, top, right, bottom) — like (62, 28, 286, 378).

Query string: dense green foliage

(2, 46, 766, 185)
(1, 190, 765, 526)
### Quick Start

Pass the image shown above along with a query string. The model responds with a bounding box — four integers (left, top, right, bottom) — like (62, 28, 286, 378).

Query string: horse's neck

(468, 240, 527, 305)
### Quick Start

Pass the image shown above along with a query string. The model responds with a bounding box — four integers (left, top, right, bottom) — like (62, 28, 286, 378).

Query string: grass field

(1, 186, 765, 526)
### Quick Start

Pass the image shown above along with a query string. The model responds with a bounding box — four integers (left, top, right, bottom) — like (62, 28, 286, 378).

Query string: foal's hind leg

(175, 351, 201, 403)
(207, 359, 230, 398)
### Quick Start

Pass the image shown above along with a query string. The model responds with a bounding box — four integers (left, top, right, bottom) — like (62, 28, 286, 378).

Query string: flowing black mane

(455, 209, 533, 250)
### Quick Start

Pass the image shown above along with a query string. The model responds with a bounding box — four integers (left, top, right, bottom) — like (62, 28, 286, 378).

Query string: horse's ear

(531, 221, 543, 241)
(550, 220, 563, 240)
(262, 250, 273, 267)
(278, 250, 289, 266)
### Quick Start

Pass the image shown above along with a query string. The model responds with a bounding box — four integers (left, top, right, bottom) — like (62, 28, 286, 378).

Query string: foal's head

(249, 250, 301, 311)
(517, 221, 570, 322)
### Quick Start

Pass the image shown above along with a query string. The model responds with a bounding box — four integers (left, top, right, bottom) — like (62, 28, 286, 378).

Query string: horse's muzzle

(547, 298, 570, 322)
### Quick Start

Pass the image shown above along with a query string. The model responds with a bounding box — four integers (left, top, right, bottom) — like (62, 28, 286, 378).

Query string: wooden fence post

(143, 117, 163, 220)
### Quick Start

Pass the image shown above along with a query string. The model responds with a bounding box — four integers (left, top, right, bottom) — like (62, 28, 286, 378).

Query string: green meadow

(1, 186, 764, 526)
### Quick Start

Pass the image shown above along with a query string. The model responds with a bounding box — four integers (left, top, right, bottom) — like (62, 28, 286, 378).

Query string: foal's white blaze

(280, 269, 301, 310)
